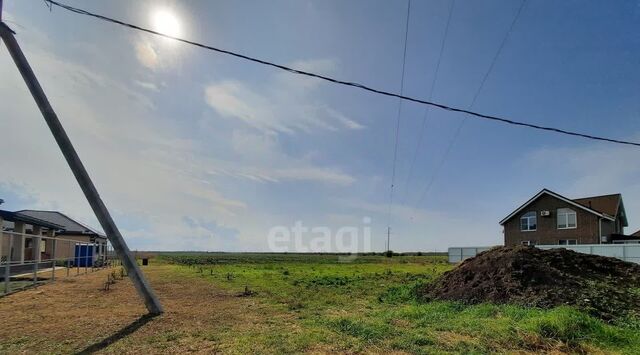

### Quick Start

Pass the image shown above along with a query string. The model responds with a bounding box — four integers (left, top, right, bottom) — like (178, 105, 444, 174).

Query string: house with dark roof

(1, 210, 64, 264)
(499, 189, 631, 246)
(17, 210, 107, 261)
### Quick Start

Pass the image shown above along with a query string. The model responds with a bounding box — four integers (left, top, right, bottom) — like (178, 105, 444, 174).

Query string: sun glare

(152, 9, 181, 38)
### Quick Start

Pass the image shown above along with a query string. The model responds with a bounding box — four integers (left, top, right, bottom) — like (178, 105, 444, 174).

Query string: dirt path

(0, 265, 297, 354)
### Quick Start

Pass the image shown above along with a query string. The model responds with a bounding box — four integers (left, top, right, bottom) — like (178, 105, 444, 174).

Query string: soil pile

(423, 246, 640, 319)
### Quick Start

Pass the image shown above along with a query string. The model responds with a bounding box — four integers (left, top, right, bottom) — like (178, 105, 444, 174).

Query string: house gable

(573, 194, 628, 227)
(499, 189, 615, 226)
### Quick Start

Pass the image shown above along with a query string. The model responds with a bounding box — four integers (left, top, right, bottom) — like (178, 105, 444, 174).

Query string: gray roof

(0, 209, 65, 230)
(17, 210, 105, 238)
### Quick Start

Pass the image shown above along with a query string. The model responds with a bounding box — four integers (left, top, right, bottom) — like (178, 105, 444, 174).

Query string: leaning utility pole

(0, 10, 162, 314)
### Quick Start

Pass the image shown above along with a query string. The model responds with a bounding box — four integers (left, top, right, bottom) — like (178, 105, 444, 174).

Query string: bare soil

(0, 265, 299, 354)
(422, 246, 640, 320)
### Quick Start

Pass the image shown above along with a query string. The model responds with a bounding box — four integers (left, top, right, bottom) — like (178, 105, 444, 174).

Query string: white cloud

(204, 59, 364, 134)
(134, 80, 159, 91)
(0, 31, 361, 252)
(222, 130, 355, 185)
(0, 27, 247, 249)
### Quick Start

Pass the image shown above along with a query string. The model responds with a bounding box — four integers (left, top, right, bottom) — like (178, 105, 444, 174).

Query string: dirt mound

(423, 246, 640, 320)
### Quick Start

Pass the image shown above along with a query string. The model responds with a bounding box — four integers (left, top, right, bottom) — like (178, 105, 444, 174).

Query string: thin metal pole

(33, 236, 40, 285)
(4, 233, 12, 294)
(0, 23, 162, 314)
(76, 244, 79, 275)
(51, 238, 56, 281)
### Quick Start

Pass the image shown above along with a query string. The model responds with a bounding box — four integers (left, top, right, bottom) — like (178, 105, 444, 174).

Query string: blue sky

(1, 0, 639, 251)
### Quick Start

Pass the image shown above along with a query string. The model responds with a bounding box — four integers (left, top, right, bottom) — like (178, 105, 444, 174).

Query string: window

(558, 239, 577, 245)
(557, 208, 577, 229)
(520, 211, 537, 231)
(521, 240, 535, 246)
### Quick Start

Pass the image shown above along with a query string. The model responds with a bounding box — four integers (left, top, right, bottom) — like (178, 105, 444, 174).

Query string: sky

(0, 0, 639, 252)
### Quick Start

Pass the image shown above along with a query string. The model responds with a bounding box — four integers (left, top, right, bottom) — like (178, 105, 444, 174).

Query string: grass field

(1, 253, 639, 354)
(159, 253, 640, 354)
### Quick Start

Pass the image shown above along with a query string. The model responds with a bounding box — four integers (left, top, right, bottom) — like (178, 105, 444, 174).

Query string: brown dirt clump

(422, 246, 640, 320)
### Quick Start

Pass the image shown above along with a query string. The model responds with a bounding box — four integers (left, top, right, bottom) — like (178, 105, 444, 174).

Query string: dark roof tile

(572, 194, 621, 217)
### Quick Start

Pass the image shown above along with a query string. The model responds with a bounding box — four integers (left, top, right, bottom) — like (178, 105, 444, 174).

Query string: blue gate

(74, 244, 94, 267)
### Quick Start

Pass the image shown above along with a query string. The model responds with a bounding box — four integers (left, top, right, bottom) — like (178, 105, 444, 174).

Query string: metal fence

(447, 246, 497, 263)
(536, 244, 640, 264)
(0, 230, 113, 295)
(448, 244, 640, 264)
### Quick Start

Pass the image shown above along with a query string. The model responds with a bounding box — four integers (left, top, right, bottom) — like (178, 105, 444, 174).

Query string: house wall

(503, 194, 601, 246)
(601, 219, 616, 241)
(2, 231, 105, 263)
(615, 214, 625, 234)
(0, 232, 9, 260)
(43, 234, 95, 260)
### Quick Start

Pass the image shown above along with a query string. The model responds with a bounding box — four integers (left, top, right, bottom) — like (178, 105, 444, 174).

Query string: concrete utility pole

(0, 18, 163, 313)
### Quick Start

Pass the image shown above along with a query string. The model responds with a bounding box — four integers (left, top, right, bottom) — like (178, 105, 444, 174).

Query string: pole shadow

(75, 313, 158, 354)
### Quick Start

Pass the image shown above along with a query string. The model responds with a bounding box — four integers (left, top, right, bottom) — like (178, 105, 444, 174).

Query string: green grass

(159, 253, 640, 354)
(0, 280, 38, 294)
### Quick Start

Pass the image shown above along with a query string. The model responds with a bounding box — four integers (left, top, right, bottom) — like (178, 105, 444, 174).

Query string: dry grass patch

(0, 265, 301, 354)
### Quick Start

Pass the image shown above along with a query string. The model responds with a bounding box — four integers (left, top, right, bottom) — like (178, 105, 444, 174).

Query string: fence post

(76, 243, 80, 275)
(84, 243, 88, 274)
(51, 238, 57, 281)
(0, 221, 3, 265)
(33, 235, 40, 285)
(4, 233, 12, 294)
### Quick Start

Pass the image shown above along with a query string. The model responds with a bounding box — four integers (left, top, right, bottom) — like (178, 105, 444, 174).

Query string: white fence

(448, 246, 497, 263)
(448, 244, 640, 264)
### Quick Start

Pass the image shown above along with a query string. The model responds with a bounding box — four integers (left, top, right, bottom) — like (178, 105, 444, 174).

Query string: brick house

(499, 189, 629, 246)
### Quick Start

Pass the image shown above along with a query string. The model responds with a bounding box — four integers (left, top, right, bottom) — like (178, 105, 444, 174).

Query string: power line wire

(413, 0, 529, 210)
(40, 0, 640, 148)
(386, 0, 412, 252)
(401, 0, 456, 203)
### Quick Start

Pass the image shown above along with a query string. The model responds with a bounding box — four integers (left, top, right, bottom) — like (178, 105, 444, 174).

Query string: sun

(152, 9, 181, 37)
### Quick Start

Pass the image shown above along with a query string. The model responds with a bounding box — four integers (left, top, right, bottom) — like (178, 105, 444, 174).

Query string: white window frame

(520, 211, 537, 232)
(557, 208, 577, 229)
(521, 240, 534, 246)
(558, 239, 577, 245)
